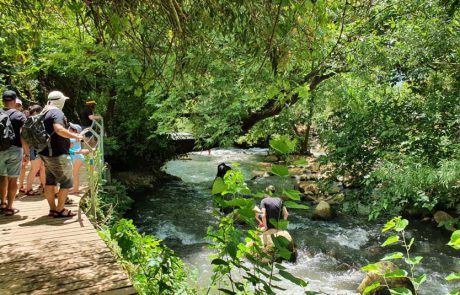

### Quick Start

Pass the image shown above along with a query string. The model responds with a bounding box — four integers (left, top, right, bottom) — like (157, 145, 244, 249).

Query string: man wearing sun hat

(0, 90, 28, 216)
(80, 98, 102, 132)
(40, 91, 84, 218)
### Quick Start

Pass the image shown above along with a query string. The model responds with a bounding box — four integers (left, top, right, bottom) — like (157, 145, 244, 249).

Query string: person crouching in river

(257, 185, 289, 231)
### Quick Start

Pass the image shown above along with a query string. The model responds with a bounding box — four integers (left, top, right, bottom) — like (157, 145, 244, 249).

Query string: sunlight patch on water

(327, 227, 369, 250)
(154, 222, 204, 245)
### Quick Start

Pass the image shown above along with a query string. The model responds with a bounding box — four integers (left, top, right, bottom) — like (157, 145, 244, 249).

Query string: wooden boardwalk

(0, 191, 136, 294)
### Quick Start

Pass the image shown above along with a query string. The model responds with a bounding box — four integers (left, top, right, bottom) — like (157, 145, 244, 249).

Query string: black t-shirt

(80, 107, 93, 127)
(2, 108, 26, 147)
(40, 109, 70, 157)
(260, 196, 284, 229)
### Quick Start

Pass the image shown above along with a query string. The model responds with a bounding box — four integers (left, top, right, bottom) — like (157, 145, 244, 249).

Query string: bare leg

(71, 159, 83, 193)
(39, 162, 46, 188)
(26, 160, 41, 192)
(44, 185, 57, 211)
(18, 161, 27, 190)
(56, 188, 70, 212)
(6, 177, 18, 209)
(0, 176, 7, 205)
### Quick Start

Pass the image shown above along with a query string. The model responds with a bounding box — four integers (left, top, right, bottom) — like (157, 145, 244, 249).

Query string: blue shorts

(30, 148, 39, 161)
(40, 154, 73, 189)
(0, 146, 23, 177)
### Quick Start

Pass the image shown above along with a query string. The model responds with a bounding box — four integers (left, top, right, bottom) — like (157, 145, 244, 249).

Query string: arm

(261, 208, 267, 230)
(53, 123, 83, 141)
(282, 206, 289, 220)
(20, 135, 29, 160)
(88, 114, 102, 121)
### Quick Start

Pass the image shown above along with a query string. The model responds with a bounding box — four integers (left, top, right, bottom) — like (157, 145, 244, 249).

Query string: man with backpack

(38, 91, 83, 218)
(0, 90, 28, 216)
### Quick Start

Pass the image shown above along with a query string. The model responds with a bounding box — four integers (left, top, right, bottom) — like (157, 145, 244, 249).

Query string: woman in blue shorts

(69, 123, 89, 194)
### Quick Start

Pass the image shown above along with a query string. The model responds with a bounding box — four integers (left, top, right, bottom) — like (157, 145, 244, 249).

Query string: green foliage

(446, 230, 460, 294)
(269, 136, 297, 157)
(208, 162, 309, 294)
(361, 217, 425, 294)
(101, 219, 194, 295)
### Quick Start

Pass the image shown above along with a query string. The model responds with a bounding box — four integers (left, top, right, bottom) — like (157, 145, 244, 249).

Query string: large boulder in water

(297, 181, 318, 194)
(312, 201, 333, 220)
(357, 261, 415, 294)
(260, 229, 297, 263)
(433, 210, 456, 231)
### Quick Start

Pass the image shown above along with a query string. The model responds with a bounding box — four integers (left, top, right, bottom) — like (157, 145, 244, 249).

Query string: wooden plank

(98, 286, 138, 295)
(0, 168, 135, 295)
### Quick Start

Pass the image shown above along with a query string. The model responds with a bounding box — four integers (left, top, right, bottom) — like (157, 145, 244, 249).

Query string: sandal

(65, 197, 74, 205)
(19, 187, 26, 193)
(4, 208, 20, 216)
(25, 190, 41, 196)
(48, 209, 57, 217)
(54, 208, 76, 218)
(0, 203, 7, 211)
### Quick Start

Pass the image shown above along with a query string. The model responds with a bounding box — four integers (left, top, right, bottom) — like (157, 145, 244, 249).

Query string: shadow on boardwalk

(0, 183, 136, 294)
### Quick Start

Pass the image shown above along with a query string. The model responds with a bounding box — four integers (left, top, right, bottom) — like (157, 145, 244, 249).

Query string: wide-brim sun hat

(85, 99, 97, 105)
(48, 91, 69, 101)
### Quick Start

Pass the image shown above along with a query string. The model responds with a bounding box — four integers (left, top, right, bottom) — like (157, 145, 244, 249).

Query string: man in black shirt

(40, 91, 84, 218)
(260, 185, 289, 230)
(0, 90, 28, 215)
(80, 99, 101, 130)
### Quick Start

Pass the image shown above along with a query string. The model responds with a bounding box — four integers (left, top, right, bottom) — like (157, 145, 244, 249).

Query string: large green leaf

(381, 252, 404, 261)
(272, 165, 289, 176)
(363, 281, 381, 295)
(211, 177, 226, 195)
(384, 269, 408, 278)
(282, 189, 301, 201)
(405, 256, 423, 265)
(382, 235, 399, 247)
(448, 230, 460, 250)
(413, 273, 427, 286)
(446, 272, 460, 281)
(284, 201, 309, 209)
(361, 263, 379, 272)
(278, 270, 308, 287)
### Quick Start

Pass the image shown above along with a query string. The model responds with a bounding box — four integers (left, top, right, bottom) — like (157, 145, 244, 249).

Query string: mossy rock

(357, 261, 415, 294)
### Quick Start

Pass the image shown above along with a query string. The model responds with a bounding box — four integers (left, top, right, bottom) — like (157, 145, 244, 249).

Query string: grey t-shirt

(260, 196, 284, 229)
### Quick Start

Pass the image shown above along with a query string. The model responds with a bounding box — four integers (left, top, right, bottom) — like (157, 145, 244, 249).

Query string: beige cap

(48, 91, 69, 101)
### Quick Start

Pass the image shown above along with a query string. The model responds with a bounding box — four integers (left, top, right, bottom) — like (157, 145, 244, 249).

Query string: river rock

(297, 181, 318, 194)
(260, 229, 297, 262)
(327, 182, 341, 194)
(357, 261, 415, 294)
(288, 167, 303, 175)
(307, 162, 320, 173)
(312, 201, 333, 220)
(265, 155, 279, 162)
(328, 193, 345, 204)
(433, 211, 456, 231)
(299, 173, 317, 181)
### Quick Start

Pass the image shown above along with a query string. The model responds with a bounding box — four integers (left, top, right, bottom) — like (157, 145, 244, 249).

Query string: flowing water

(130, 148, 460, 294)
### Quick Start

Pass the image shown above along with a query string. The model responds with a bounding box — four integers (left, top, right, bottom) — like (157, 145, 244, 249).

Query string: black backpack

(0, 109, 16, 151)
(21, 110, 54, 155)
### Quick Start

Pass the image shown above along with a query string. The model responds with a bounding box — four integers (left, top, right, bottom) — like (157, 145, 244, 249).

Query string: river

(130, 148, 460, 294)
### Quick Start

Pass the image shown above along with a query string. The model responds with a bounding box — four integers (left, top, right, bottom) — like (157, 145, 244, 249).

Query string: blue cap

(69, 123, 82, 133)
(2, 90, 17, 101)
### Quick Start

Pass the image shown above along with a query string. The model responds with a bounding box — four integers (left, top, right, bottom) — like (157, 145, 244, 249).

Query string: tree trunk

(301, 91, 316, 155)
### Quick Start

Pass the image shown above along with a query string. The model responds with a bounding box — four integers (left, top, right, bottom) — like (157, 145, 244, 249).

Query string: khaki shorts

(40, 154, 73, 189)
(0, 146, 23, 177)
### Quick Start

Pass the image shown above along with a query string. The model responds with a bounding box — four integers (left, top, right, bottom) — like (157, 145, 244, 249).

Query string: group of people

(215, 163, 289, 231)
(0, 90, 99, 218)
